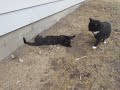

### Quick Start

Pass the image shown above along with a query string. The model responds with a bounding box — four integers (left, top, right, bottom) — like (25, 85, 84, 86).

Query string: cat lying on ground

(23, 35, 75, 47)
(88, 18, 111, 49)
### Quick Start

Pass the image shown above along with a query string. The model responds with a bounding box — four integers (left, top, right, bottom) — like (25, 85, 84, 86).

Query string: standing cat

(23, 35, 75, 47)
(88, 18, 111, 49)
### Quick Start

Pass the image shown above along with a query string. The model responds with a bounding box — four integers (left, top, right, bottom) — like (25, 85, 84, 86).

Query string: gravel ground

(0, 0, 120, 90)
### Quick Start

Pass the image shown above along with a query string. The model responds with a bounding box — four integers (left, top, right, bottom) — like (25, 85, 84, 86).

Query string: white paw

(103, 41, 106, 44)
(92, 46, 97, 49)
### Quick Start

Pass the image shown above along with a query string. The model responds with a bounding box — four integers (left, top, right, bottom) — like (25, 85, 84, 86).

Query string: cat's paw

(103, 41, 106, 44)
(92, 46, 97, 49)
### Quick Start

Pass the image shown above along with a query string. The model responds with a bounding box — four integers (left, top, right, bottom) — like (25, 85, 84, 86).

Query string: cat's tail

(69, 35, 75, 39)
(23, 37, 27, 44)
(23, 37, 38, 46)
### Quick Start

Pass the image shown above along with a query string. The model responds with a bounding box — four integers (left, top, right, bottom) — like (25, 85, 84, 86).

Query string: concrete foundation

(0, 4, 81, 60)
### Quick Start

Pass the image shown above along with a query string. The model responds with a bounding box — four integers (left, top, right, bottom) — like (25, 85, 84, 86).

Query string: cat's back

(44, 36, 59, 44)
(45, 36, 58, 41)
(34, 36, 44, 44)
(102, 22, 111, 30)
(101, 22, 111, 38)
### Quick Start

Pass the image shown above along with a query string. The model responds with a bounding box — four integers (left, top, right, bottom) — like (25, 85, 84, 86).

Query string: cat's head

(88, 18, 102, 32)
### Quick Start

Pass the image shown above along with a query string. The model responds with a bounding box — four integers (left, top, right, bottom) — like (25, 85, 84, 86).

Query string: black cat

(23, 35, 75, 47)
(88, 18, 111, 49)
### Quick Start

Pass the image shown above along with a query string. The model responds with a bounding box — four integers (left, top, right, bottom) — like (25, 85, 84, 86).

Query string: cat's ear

(89, 18, 92, 22)
(69, 35, 75, 39)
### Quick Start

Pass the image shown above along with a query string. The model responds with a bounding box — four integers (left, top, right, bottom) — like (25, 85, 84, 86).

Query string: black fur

(23, 35, 75, 47)
(88, 18, 111, 47)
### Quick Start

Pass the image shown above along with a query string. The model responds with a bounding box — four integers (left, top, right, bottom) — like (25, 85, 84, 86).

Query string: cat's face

(88, 18, 102, 32)
(63, 40, 71, 47)
(59, 36, 71, 47)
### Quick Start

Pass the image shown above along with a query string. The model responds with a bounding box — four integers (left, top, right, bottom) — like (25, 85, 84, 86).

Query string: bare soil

(0, 0, 120, 90)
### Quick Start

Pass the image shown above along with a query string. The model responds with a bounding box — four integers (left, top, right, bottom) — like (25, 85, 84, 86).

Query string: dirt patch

(0, 0, 120, 90)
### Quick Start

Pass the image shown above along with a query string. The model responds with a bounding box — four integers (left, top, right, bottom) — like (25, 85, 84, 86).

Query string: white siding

(0, 0, 62, 14)
(0, 0, 85, 36)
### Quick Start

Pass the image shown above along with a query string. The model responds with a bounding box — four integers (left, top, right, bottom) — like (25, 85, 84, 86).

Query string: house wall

(0, 0, 85, 36)
(0, 0, 85, 60)
(0, 0, 62, 14)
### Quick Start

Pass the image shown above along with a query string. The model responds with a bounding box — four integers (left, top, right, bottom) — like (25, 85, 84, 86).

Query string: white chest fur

(93, 31, 100, 35)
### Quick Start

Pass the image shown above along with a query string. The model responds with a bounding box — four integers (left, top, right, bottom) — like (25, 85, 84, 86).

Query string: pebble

(16, 80, 21, 84)
(53, 45, 56, 48)
(75, 58, 80, 61)
(38, 51, 42, 54)
(79, 75, 82, 80)
(48, 50, 51, 53)
(16, 79, 21, 84)
(50, 45, 53, 48)
(67, 86, 73, 90)
(75, 56, 87, 61)
(56, 47, 60, 49)
(11, 54, 15, 59)
(19, 59, 24, 62)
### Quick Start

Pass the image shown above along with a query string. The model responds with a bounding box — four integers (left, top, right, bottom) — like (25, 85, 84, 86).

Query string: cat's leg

(92, 40, 101, 49)
(102, 39, 106, 44)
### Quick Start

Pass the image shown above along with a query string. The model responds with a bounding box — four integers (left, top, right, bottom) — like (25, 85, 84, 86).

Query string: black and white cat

(88, 18, 111, 49)
(23, 35, 75, 47)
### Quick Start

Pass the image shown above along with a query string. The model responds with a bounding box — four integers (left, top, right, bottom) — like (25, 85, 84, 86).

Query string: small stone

(68, 86, 73, 90)
(79, 75, 82, 80)
(48, 50, 51, 53)
(75, 58, 80, 61)
(56, 47, 60, 49)
(75, 56, 87, 61)
(11, 54, 15, 59)
(53, 45, 56, 48)
(50, 45, 53, 48)
(16, 79, 21, 84)
(19, 59, 24, 62)
(38, 51, 42, 54)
